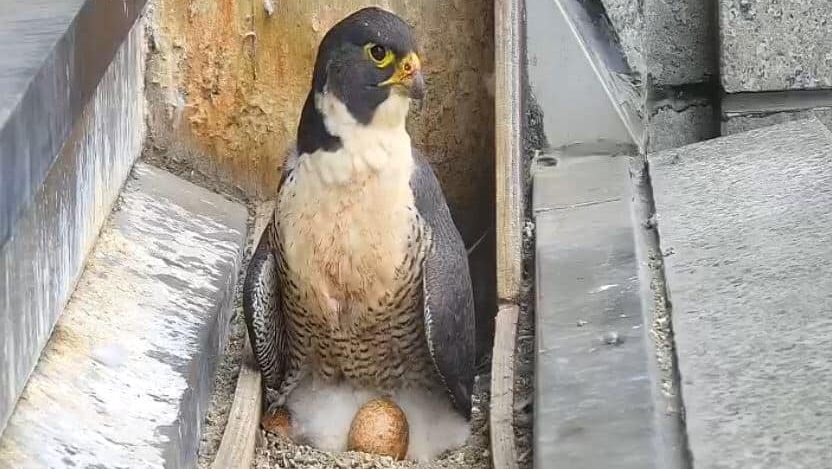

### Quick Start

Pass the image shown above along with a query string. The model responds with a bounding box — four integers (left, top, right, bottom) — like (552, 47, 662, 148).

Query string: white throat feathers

(304, 90, 413, 185)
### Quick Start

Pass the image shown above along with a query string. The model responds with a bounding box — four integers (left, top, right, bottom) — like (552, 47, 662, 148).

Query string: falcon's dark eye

(365, 43, 395, 67)
(370, 45, 386, 62)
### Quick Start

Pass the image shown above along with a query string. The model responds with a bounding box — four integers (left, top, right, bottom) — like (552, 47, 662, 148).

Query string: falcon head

(297, 7, 425, 155)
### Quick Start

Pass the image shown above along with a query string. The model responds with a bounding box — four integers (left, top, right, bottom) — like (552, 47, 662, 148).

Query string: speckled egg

(347, 397, 409, 460)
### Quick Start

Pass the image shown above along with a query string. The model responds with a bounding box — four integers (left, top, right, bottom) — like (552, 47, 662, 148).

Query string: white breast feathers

(277, 92, 418, 324)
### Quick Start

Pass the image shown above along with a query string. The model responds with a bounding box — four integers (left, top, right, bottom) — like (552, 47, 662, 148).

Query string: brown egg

(347, 397, 409, 460)
(261, 407, 292, 439)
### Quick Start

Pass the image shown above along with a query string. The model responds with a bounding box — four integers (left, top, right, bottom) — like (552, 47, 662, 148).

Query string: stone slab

(649, 118, 832, 468)
(0, 0, 148, 247)
(723, 108, 832, 135)
(0, 20, 145, 435)
(533, 155, 669, 468)
(720, 0, 832, 92)
(645, 0, 715, 85)
(0, 163, 247, 469)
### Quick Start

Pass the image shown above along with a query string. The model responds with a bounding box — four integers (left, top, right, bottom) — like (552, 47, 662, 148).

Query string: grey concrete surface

(645, 0, 715, 85)
(720, 0, 832, 92)
(648, 103, 716, 153)
(0, 21, 145, 436)
(526, 0, 644, 153)
(533, 155, 679, 469)
(649, 118, 832, 468)
(0, 0, 148, 247)
(0, 163, 246, 468)
(723, 108, 832, 135)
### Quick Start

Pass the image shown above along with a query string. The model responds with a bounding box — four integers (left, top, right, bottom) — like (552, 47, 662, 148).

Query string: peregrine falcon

(242, 6, 476, 458)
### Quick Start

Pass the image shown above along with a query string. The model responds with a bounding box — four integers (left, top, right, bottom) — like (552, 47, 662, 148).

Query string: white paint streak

(591, 284, 619, 293)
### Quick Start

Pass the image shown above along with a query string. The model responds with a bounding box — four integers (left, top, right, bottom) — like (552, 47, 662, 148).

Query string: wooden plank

(212, 340, 263, 469)
(493, 1, 524, 465)
(494, 0, 524, 302)
(490, 304, 520, 469)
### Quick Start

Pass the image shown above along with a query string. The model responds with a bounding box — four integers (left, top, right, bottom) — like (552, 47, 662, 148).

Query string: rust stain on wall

(145, 0, 494, 243)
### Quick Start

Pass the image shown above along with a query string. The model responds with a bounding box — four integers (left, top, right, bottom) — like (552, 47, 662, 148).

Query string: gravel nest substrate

(253, 378, 492, 469)
(513, 218, 536, 469)
(512, 297, 534, 468)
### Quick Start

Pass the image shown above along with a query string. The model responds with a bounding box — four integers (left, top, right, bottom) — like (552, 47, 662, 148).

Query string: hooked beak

(380, 52, 425, 100)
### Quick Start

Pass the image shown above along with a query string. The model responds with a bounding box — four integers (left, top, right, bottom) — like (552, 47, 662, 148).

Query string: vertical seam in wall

(711, 0, 724, 134)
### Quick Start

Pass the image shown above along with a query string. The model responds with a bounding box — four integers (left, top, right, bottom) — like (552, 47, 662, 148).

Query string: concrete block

(600, 0, 644, 74)
(649, 118, 832, 468)
(648, 104, 717, 153)
(0, 163, 247, 469)
(720, 0, 832, 92)
(0, 20, 146, 435)
(723, 108, 832, 135)
(600, 0, 715, 85)
(533, 155, 677, 468)
(645, 0, 715, 85)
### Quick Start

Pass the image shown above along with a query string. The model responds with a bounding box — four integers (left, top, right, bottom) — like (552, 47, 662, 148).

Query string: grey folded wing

(411, 149, 477, 419)
(242, 218, 288, 392)
(241, 145, 298, 391)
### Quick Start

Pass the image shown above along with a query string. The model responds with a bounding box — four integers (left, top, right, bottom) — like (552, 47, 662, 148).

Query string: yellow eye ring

(365, 43, 396, 68)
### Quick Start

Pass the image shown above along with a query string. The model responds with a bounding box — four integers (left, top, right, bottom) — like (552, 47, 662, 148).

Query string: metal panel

(0, 0, 148, 247)
(0, 19, 146, 436)
(526, 0, 644, 153)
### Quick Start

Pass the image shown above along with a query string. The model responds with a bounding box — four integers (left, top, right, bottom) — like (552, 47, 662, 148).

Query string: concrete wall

(144, 0, 495, 245)
(599, 0, 832, 141)
(0, 16, 147, 434)
(599, 0, 832, 139)
(719, 1, 832, 134)
(605, 0, 719, 153)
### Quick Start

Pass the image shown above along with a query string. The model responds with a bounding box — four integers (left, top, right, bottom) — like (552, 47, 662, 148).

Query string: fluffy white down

(286, 376, 471, 462)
